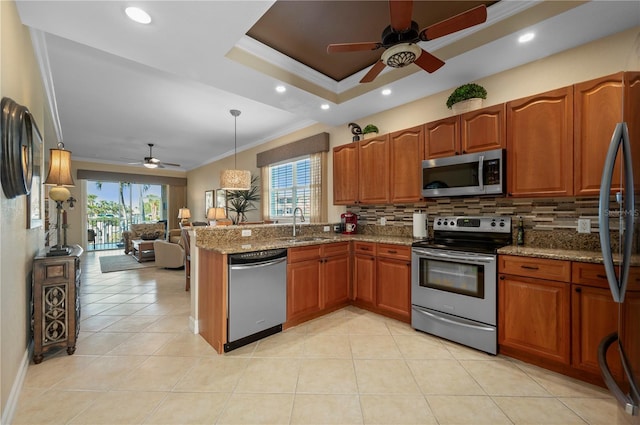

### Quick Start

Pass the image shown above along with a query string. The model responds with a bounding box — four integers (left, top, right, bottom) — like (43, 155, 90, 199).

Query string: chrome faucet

(292, 207, 305, 237)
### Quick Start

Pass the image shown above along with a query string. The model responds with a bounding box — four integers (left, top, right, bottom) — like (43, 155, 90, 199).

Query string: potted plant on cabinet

(446, 83, 487, 114)
(362, 124, 379, 139)
(226, 175, 260, 224)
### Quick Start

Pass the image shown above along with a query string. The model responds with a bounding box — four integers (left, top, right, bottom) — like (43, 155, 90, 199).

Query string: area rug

(99, 255, 156, 273)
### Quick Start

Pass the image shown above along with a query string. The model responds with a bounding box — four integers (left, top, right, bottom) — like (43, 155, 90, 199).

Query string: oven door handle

(412, 306, 495, 332)
(413, 248, 495, 264)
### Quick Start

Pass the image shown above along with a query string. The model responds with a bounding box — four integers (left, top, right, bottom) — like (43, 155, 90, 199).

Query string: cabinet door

(390, 125, 424, 203)
(498, 275, 570, 364)
(358, 135, 390, 204)
(571, 284, 622, 378)
(460, 103, 506, 153)
(323, 255, 350, 309)
(287, 259, 322, 322)
(625, 72, 640, 190)
(425, 117, 459, 159)
(333, 143, 359, 205)
(376, 257, 411, 322)
(574, 73, 624, 196)
(506, 87, 573, 197)
(353, 254, 376, 306)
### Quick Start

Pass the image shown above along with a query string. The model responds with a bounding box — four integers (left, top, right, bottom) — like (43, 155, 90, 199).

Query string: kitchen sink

(279, 236, 333, 244)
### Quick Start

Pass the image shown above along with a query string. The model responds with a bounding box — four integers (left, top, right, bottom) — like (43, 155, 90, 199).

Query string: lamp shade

(178, 208, 191, 219)
(207, 207, 227, 220)
(220, 169, 251, 190)
(44, 147, 74, 187)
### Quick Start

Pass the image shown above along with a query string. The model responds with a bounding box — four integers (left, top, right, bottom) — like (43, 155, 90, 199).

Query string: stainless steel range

(411, 216, 512, 354)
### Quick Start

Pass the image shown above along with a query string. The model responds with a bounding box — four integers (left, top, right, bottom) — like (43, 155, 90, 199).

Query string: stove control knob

(491, 222, 496, 227)
(499, 222, 505, 227)
(436, 221, 442, 226)
(449, 221, 455, 226)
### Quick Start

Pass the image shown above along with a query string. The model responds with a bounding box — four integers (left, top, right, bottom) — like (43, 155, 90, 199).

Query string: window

(269, 156, 311, 219)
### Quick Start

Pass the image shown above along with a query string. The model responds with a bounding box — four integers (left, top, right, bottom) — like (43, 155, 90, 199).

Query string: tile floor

(13, 250, 627, 424)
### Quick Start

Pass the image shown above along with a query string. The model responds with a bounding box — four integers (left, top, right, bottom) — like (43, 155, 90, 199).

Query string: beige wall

(0, 0, 48, 418)
(187, 26, 639, 223)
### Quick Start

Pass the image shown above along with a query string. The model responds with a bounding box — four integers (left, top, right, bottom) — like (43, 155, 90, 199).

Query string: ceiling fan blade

(161, 162, 181, 167)
(419, 4, 487, 41)
(360, 60, 386, 83)
(389, 0, 413, 32)
(149, 157, 161, 164)
(414, 49, 445, 73)
(327, 42, 382, 53)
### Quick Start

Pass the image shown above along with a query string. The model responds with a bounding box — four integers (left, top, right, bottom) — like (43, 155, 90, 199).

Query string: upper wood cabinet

(358, 135, 390, 204)
(425, 104, 505, 159)
(390, 125, 424, 203)
(506, 87, 574, 197)
(333, 143, 359, 205)
(574, 73, 624, 196)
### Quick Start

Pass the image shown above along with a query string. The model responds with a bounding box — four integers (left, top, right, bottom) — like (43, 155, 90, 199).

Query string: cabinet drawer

(321, 241, 349, 257)
(376, 243, 411, 260)
(571, 262, 611, 288)
(353, 241, 376, 255)
(288, 245, 321, 263)
(499, 255, 571, 282)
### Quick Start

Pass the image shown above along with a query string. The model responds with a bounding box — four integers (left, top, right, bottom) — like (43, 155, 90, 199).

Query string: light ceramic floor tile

(407, 359, 485, 395)
(106, 331, 177, 356)
(217, 393, 294, 425)
(174, 357, 248, 392)
(54, 355, 148, 390)
(153, 332, 219, 357)
(462, 359, 551, 396)
(348, 315, 392, 335)
(79, 314, 126, 332)
(102, 314, 161, 332)
(12, 389, 99, 424)
(290, 394, 363, 424)
(296, 358, 358, 394)
(354, 359, 421, 394)
(23, 354, 96, 389)
(393, 333, 454, 359)
(493, 396, 588, 424)
(234, 357, 301, 393)
(68, 390, 166, 424)
(515, 360, 612, 398)
(349, 334, 403, 359)
(112, 355, 197, 391)
(82, 302, 117, 316)
(443, 340, 498, 360)
(427, 395, 513, 425)
(142, 392, 230, 424)
(559, 397, 627, 425)
(72, 331, 133, 355)
(143, 314, 191, 333)
(252, 330, 305, 357)
(303, 333, 352, 358)
(99, 303, 151, 315)
(305, 316, 351, 335)
(360, 394, 437, 425)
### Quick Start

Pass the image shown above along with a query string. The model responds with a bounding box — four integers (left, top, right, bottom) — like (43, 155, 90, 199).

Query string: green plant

(362, 124, 379, 134)
(446, 83, 487, 109)
(226, 174, 260, 224)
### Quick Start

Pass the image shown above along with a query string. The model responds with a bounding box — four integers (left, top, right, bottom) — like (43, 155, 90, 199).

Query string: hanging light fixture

(220, 109, 251, 190)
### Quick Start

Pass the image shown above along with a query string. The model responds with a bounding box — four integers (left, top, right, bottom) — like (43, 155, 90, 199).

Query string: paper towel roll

(413, 212, 427, 238)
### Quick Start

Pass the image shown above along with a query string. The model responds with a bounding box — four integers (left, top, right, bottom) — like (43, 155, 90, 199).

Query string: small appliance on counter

(341, 212, 357, 234)
(413, 211, 428, 239)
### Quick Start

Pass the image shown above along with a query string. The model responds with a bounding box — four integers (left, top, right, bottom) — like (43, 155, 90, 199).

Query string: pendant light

(220, 109, 251, 190)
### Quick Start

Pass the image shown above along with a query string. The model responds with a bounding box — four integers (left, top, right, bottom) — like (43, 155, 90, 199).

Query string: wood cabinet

(389, 126, 424, 203)
(425, 104, 505, 159)
(498, 256, 571, 365)
(333, 143, 359, 205)
(353, 241, 376, 307)
(32, 246, 83, 364)
(358, 135, 390, 204)
(287, 242, 350, 325)
(506, 87, 574, 197)
(375, 244, 411, 322)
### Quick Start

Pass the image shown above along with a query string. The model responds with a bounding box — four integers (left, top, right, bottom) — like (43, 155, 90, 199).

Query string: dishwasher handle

(229, 256, 287, 270)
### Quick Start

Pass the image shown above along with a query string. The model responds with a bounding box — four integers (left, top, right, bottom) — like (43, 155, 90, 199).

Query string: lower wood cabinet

(287, 242, 350, 326)
(353, 242, 376, 308)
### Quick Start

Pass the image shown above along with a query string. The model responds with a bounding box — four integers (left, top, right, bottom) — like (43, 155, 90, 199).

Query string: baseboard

(189, 315, 199, 334)
(2, 344, 31, 425)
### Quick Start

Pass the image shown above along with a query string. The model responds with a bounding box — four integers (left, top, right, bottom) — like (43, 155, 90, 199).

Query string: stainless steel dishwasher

(224, 248, 287, 352)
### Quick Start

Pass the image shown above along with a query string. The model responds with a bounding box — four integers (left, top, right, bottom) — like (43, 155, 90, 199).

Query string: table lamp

(44, 142, 74, 256)
(178, 207, 191, 227)
(207, 207, 227, 225)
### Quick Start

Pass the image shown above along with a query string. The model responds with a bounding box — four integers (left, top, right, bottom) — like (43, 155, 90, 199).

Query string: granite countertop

(197, 232, 414, 254)
(498, 245, 640, 266)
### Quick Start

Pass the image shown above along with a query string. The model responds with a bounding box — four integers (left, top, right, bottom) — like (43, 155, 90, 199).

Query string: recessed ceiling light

(518, 32, 535, 43)
(275, 85, 286, 93)
(125, 7, 152, 24)
(381, 88, 392, 96)
(321, 104, 330, 110)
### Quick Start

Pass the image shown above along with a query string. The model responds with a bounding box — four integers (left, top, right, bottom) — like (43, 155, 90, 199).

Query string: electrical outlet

(380, 217, 387, 226)
(323, 226, 330, 232)
(577, 218, 591, 234)
(241, 229, 251, 237)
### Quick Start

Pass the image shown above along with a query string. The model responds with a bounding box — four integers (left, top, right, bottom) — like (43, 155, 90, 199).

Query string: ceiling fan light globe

(382, 43, 421, 68)
(143, 162, 158, 169)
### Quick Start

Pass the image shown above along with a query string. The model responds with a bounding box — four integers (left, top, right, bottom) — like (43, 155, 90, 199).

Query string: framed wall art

(204, 189, 214, 217)
(215, 189, 227, 217)
(26, 113, 43, 229)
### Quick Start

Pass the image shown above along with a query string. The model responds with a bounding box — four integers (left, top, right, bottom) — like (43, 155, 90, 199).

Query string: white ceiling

(15, 1, 640, 171)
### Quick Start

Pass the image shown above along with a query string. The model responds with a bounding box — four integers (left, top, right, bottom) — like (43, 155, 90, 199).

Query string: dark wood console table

(32, 245, 83, 364)
(132, 239, 155, 262)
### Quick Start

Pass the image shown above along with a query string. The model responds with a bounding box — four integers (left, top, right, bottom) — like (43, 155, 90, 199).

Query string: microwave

(421, 149, 505, 198)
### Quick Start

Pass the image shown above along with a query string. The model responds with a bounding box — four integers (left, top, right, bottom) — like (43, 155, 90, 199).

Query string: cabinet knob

(462, 150, 467, 154)
(407, 263, 411, 267)
(499, 275, 505, 280)
(575, 287, 582, 293)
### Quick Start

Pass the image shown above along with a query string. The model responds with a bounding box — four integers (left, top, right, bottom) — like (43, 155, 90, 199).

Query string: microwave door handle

(478, 155, 484, 191)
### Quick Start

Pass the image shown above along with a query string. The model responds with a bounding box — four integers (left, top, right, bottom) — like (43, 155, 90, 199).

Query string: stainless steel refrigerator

(598, 69, 640, 422)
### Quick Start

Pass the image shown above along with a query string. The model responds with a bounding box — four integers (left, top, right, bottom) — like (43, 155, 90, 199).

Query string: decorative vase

(451, 98, 483, 114)
(363, 132, 378, 139)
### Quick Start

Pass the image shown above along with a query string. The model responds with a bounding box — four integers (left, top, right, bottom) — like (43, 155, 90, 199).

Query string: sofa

(122, 222, 167, 254)
(153, 239, 185, 269)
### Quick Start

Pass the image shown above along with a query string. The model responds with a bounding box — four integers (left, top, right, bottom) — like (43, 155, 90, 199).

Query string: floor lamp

(44, 142, 74, 256)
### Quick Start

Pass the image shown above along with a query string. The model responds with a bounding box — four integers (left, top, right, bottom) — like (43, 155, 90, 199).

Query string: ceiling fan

(127, 143, 180, 168)
(327, 1, 488, 83)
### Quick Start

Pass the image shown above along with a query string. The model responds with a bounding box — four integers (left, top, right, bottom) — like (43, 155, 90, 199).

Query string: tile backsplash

(349, 196, 636, 252)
